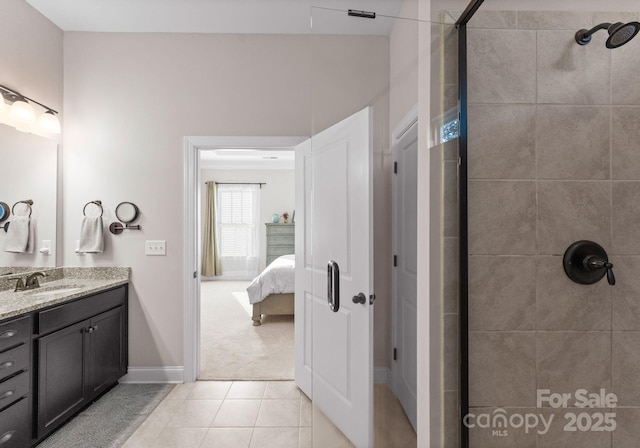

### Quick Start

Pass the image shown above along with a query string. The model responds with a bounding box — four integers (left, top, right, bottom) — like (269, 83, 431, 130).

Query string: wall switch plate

(40, 240, 52, 255)
(145, 240, 166, 256)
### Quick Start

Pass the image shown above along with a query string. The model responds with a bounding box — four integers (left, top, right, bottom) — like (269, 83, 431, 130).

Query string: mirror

(115, 202, 139, 223)
(0, 123, 57, 269)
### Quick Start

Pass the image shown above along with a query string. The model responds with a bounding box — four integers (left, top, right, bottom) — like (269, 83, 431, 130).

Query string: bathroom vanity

(0, 268, 129, 447)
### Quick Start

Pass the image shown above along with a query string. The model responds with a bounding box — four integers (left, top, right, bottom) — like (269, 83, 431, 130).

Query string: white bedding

(246, 254, 295, 305)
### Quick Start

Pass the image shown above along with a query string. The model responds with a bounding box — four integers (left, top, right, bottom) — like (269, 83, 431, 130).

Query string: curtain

(201, 181, 221, 276)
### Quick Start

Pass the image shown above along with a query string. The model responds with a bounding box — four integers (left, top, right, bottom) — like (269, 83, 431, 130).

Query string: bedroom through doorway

(198, 142, 299, 381)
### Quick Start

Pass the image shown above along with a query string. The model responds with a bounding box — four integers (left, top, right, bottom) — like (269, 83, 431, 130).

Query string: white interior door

(295, 107, 373, 447)
(391, 121, 418, 431)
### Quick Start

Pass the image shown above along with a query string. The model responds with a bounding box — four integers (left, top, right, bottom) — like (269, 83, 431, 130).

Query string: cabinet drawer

(267, 246, 295, 257)
(0, 371, 29, 410)
(268, 235, 294, 246)
(0, 345, 28, 381)
(266, 225, 295, 236)
(36, 286, 126, 336)
(0, 316, 30, 353)
(0, 397, 29, 448)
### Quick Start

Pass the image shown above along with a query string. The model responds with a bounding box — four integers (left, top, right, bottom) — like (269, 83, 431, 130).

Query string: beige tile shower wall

(467, 10, 640, 448)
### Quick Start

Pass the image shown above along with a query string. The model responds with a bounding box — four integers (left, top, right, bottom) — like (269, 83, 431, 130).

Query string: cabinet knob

(0, 361, 13, 370)
(0, 330, 16, 339)
(0, 431, 14, 444)
(0, 390, 14, 401)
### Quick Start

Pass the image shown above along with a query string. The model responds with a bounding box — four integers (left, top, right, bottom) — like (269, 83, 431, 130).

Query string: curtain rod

(206, 181, 266, 188)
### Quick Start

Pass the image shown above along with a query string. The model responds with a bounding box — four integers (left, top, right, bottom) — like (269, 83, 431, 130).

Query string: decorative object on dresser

(265, 223, 294, 266)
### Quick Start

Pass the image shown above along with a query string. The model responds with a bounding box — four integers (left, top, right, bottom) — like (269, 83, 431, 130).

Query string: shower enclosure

(456, 1, 640, 447)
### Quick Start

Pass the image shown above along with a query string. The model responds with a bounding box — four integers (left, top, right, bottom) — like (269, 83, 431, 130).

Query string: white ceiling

(25, 0, 406, 34)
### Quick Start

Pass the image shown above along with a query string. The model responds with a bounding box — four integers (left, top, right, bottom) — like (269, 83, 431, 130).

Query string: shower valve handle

(584, 256, 616, 286)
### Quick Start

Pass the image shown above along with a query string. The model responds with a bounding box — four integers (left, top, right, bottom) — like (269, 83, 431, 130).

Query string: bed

(246, 254, 295, 326)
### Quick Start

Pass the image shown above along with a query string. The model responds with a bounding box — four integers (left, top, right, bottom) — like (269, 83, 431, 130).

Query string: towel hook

(11, 200, 33, 218)
(83, 200, 104, 217)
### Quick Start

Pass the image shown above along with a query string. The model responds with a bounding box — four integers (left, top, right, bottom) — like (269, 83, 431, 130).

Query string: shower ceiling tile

(613, 332, 640, 406)
(537, 332, 611, 399)
(612, 107, 640, 179)
(536, 256, 611, 331)
(467, 29, 536, 104)
(468, 180, 536, 255)
(537, 181, 611, 255)
(468, 256, 536, 331)
(468, 104, 536, 179)
(469, 332, 536, 407)
(611, 257, 640, 330)
(537, 30, 611, 105)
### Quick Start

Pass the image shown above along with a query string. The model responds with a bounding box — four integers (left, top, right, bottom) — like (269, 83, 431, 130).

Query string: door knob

(352, 293, 366, 304)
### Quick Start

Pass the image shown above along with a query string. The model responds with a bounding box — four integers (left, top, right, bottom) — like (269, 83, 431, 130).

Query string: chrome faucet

(25, 272, 47, 289)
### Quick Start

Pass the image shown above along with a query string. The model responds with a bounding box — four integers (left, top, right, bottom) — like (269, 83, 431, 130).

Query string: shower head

(575, 21, 640, 48)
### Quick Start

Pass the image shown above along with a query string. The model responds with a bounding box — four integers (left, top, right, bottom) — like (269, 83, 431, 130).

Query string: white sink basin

(30, 287, 82, 297)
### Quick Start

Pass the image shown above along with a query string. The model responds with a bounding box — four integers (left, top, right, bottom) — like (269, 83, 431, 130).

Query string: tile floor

(123, 381, 416, 448)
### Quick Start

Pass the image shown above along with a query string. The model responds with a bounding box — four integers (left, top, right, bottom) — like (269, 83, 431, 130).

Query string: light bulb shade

(9, 100, 36, 132)
(37, 111, 61, 134)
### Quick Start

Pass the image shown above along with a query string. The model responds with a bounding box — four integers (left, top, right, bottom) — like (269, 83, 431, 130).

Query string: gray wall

(467, 10, 640, 447)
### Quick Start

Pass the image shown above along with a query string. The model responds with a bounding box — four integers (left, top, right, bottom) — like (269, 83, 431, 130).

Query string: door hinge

(393, 255, 397, 267)
(393, 161, 398, 174)
(393, 348, 397, 361)
(193, 271, 197, 279)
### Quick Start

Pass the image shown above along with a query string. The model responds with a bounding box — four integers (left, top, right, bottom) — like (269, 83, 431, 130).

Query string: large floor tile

(263, 381, 301, 399)
(226, 381, 267, 399)
(200, 428, 253, 448)
(150, 427, 208, 448)
(255, 399, 300, 427)
(212, 400, 261, 427)
(166, 399, 222, 428)
(249, 427, 299, 448)
(187, 381, 231, 400)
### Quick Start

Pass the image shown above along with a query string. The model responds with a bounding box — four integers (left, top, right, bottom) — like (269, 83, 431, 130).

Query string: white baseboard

(120, 366, 184, 384)
(374, 367, 390, 385)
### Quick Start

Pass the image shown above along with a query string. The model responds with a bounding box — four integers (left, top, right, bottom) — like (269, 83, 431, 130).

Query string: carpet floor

(37, 383, 173, 448)
(199, 280, 294, 381)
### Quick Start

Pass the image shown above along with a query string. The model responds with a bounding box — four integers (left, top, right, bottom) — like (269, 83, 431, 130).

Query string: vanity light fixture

(0, 84, 60, 134)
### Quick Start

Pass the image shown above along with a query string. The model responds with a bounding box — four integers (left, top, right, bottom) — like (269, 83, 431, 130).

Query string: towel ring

(83, 200, 103, 217)
(11, 200, 33, 218)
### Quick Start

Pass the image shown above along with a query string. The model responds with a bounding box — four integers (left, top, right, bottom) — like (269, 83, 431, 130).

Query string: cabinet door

(88, 306, 126, 396)
(37, 319, 90, 438)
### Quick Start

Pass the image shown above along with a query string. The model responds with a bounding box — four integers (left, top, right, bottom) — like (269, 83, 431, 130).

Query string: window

(217, 185, 259, 257)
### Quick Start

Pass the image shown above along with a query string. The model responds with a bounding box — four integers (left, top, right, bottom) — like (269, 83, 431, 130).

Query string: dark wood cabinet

(36, 319, 89, 438)
(0, 315, 31, 448)
(34, 285, 128, 442)
(0, 284, 129, 446)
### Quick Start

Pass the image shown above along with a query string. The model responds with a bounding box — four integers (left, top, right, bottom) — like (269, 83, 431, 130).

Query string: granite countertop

(0, 267, 130, 321)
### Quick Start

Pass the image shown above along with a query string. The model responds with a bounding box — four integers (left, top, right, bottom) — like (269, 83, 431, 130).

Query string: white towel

(78, 216, 104, 253)
(4, 216, 32, 253)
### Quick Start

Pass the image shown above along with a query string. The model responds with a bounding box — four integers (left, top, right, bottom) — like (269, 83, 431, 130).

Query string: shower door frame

(455, 1, 485, 447)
